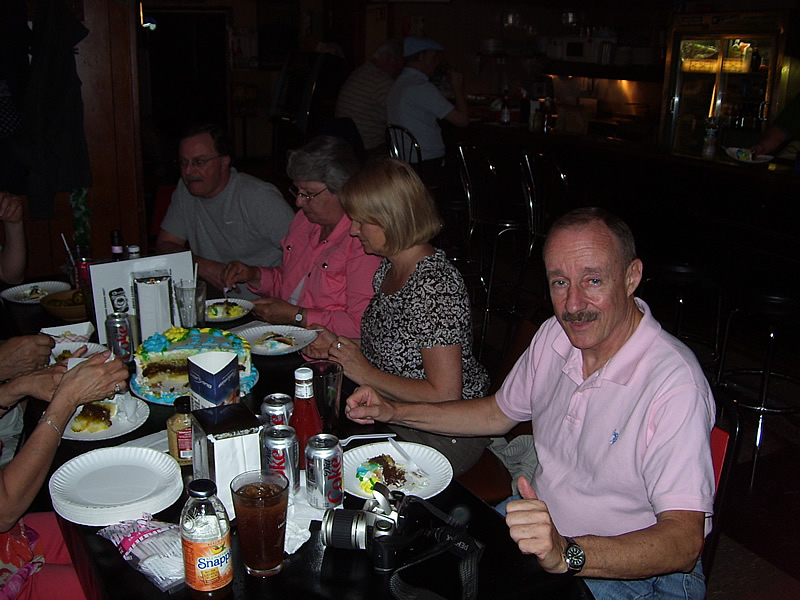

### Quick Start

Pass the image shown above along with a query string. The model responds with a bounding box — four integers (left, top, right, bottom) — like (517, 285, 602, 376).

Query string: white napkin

(285, 471, 325, 554)
(41, 321, 95, 342)
(122, 430, 169, 453)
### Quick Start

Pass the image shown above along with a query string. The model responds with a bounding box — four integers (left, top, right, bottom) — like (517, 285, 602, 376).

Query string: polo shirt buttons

(322, 263, 328, 269)
(286, 244, 292, 251)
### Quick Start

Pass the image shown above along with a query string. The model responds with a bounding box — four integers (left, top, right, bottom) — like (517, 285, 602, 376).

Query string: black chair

(713, 287, 800, 493)
(385, 124, 422, 164)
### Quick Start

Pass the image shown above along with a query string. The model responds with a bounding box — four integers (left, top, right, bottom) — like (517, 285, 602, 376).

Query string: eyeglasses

(289, 185, 329, 201)
(177, 155, 223, 169)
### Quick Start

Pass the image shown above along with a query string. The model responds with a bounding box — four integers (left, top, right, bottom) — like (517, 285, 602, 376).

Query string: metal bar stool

(713, 288, 800, 493)
(386, 124, 422, 164)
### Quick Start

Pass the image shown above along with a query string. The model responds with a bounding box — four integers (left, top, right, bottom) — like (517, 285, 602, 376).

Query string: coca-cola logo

(269, 413, 286, 425)
(324, 455, 343, 503)
(114, 324, 131, 356)
(270, 448, 287, 476)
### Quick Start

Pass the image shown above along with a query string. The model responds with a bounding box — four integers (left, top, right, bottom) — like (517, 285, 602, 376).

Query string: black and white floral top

(360, 249, 489, 400)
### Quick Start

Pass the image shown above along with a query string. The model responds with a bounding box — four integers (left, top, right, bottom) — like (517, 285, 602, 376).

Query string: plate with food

(1, 281, 71, 304)
(237, 324, 317, 356)
(50, 342, 109, 364)
(62, 394, 150, 441)
(49, 446, 183, 526)
(205, 298, 254, 323)
(343, 441, 453, 500)
(724, 147, 774, 164)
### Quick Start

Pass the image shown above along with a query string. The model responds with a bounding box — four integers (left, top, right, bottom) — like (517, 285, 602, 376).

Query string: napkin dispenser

(192, 404, 263, 517)
(133, 270, 173, 341)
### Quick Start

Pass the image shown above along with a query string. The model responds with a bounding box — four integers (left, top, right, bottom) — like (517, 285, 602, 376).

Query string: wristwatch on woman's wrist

(294, 307, 305, 324)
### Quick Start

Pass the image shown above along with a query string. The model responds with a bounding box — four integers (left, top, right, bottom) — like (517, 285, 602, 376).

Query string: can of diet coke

(260, 393, 294, 426)
(105, 312, 134, 363)
(261, 424, 300, 494)
(305, 433, 343, 509)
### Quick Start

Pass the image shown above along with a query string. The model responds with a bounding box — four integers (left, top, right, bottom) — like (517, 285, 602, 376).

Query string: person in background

(751, 93, 800, 157)
(386, 36, 469, 186)
(306, 158, 490, 475)
(335, 39, 404, 158)
(0, 192, 26, 285)
(0, 351, 128, 600)
(156, 124, 294, 297)
(345, 207, 715, 600)
(222, 136, 381, 338)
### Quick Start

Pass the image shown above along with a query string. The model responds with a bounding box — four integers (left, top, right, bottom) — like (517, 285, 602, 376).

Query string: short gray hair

(372, 39, 402, 61)
(286, 136, 361, 194)
(545, 207, 638, 266)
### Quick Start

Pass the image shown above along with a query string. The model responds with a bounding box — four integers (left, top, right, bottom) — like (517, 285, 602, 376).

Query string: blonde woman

(306, 158, 489, 475)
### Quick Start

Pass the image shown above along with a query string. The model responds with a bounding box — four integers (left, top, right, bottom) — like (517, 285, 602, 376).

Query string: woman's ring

(336, 341, 343, 349)
(113, 383, 121, 395)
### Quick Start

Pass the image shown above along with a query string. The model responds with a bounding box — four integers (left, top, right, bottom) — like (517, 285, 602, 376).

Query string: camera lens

(321, 509, 368, 550)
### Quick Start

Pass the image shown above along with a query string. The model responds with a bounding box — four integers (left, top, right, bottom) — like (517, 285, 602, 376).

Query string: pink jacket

(247, 211, 381, 337)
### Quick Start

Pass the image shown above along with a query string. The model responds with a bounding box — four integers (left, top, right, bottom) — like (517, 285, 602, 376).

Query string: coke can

(260, 393, 294, 426)
(105, 312, 134, 363)
(261, 425, 300, 494)
(305, 433, 343, 509)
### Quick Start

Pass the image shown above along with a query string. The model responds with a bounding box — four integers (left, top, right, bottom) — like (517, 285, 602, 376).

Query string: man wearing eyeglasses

(156, 124, 294, 297)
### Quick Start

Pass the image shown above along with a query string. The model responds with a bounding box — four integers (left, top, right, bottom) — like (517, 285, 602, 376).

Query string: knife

(388, 438, 429, 479)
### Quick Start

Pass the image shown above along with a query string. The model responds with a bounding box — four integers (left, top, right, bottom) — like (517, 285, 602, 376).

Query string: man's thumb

(517, 476, 538, 500)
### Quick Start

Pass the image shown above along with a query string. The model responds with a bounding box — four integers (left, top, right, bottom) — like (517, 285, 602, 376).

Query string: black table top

(11, 298, 593, 600)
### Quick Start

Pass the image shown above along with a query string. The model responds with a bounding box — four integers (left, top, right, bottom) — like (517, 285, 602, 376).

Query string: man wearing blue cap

(387, 36, 469, 185)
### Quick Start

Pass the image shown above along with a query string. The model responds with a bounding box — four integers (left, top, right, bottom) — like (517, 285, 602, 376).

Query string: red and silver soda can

(105, 312, 133, 363)
(261, 425, 300, 494)
(305, 433, 343, 509)
(260, 393, 294, 426)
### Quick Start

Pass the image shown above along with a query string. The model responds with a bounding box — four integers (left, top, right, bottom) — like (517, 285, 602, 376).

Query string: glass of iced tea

(230, 470, 290, 577)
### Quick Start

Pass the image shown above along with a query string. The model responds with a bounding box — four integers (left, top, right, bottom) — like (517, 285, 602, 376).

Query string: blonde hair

(340, 158, 442, 255)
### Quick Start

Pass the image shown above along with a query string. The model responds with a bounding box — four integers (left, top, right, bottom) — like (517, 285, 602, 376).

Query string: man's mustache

(562, 310, 599, 323)
(184, 176, 203, 183)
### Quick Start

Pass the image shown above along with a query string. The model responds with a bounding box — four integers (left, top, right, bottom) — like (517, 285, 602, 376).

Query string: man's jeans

(495, 496, 706, 600)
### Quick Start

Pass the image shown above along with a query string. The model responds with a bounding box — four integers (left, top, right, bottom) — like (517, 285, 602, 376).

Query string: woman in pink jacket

(223, 136, 381, 337)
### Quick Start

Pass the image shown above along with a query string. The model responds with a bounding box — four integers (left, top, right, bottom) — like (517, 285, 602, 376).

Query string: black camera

(321, 483, 408, 571)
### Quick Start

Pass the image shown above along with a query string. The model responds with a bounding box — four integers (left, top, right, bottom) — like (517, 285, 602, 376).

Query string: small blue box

(188, 351, 240, 409)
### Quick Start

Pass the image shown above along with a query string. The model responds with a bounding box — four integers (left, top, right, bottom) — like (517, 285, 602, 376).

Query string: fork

(388, 438, 429, 479)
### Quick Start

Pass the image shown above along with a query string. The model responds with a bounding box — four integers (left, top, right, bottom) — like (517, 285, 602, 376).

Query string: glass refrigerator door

(667, 35, 775, 154)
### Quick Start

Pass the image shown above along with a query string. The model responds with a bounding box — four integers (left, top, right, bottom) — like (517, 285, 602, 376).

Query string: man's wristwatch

(562, 537, 585, 575)
(294, 307, 304, 324)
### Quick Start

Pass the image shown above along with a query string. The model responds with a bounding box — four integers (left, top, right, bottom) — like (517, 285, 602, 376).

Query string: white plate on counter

(1, 281, 71, 304)
(49, 446, 183, 526)
(724, 147, 774, 164)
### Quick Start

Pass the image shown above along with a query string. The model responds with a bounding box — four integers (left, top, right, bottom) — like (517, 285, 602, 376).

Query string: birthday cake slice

(134, 327, 251, 400)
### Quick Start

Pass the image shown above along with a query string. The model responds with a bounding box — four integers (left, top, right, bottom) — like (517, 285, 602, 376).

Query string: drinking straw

(193, 263, 198, 286)
(60, 233, 75, 269)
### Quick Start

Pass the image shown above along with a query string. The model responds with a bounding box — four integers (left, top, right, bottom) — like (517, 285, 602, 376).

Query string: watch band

(294, 307, 305, 324)
(563, 537, 585, 575)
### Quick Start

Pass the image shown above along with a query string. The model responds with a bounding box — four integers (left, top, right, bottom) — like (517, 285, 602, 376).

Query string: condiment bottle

(110, 229, 124, 261)
(289, 367, 322, 469)
(181, 479, 233, 599)
(126, 244, 141, 259)
(168, 396, 193, 466)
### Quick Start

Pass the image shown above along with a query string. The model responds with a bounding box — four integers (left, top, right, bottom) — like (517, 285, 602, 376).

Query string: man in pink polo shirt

(345, 207, 715, 600)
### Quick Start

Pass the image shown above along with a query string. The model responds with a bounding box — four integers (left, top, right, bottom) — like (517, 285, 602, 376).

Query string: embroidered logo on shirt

(609, 429, 619, 445)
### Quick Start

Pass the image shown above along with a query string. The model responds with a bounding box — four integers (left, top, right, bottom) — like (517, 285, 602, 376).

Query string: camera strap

(388, 498, 484, 600)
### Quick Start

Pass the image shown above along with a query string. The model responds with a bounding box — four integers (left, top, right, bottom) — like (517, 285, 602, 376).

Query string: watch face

(565, 544, 586, 570)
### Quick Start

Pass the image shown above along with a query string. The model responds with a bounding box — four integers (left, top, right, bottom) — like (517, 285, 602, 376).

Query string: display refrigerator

(659, 11, 794, 156)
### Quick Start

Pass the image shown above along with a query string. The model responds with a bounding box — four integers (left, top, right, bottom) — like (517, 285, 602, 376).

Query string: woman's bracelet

(38, 413, 63, 441)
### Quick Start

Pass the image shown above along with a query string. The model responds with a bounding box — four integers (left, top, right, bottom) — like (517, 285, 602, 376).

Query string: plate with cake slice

(238, 324, 318, 356)
(62, 394, 150, 441)
(724, 146, 774, 164)
(205, 298, 253, 323)
(343, 441, 453, 500)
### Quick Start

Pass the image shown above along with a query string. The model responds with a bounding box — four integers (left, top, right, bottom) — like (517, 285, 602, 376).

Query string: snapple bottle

(181, 479, 233, 599)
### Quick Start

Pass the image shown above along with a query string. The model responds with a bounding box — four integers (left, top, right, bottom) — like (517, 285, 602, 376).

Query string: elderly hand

(327, 337, 372, 385)
(0, 193, 23, 224)
(251, 297, 296, 324)
(0, 335, 55, 379)
(51, 352, 129, 413)
(304, 326, 336, 359)
(222, 261, 258, 290)
(505, 476, 570, 574)
(345, 385, 395, 425)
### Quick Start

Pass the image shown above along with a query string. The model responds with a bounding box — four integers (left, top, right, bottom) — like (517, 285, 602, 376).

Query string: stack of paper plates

(49, 447, 183, 526)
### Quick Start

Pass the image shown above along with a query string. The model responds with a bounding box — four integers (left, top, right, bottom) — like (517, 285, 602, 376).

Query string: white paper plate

(50, 342, 109, 364)
(205, 298, 254, 323)
(62, 395, 150, 441)
(724, 147, 774, 164)
(343, 441, 453, 500)
(1, 281, 70, 304)
(237, 324, 317, 356)
(49, 446, 183, 526)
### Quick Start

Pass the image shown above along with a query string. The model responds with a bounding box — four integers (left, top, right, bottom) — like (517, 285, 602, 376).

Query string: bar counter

(445, 121, 800, 271)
